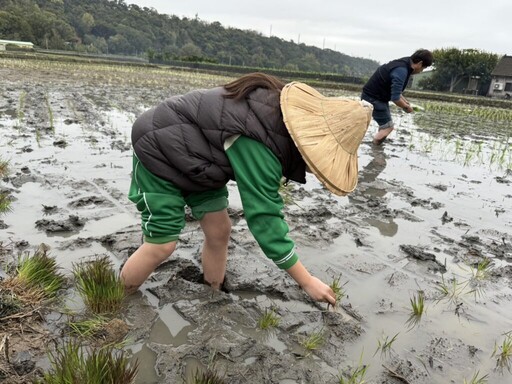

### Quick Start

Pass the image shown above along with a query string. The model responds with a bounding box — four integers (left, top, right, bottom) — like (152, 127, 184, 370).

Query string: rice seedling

(469, 258, 492, 282)
(300, 328, 325, 352)
(6, 248, 65, 300)
(68, 315, 109, 338)
(373, 332, 399, 359)
(491, 333, 512, 373)
(45, 92, 55, 134)
(257, 307, 280, 330)
(37, 340, 138, 384)
(405, 290, 425, 330)
(0, 157, 9, 177)
(73, 256, 125, 315)
(16, 90, 26, 127)
(0, 193, 11, 215)
(0, 158, 11, 215)
(328, 274, 346, 310)
(434, 275, 469, 305)
(456, 258, 493, 300)
(191, 367, 226, 384)
(190, 351, 226, 384)
(463, 370, 488, 384)
(337, 350, 368, 384)
(278, 180, 302, 208)
(0, 291, 22, 318)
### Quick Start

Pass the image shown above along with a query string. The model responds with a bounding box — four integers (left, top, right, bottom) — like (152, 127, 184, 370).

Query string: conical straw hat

(280, 82, 373, 196)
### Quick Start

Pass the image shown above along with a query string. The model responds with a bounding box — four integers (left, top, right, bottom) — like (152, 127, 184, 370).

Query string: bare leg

(120, 241, 176, 294)
(373, 126, 394, 145)
(199, 209, 231, 290)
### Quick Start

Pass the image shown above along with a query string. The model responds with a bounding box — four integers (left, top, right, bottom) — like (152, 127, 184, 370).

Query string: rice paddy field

(0, 55, 511, 384)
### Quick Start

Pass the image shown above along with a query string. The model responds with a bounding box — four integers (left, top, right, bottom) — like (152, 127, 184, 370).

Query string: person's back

(363, 57, 412, 102)
(131, 83, 305, 193)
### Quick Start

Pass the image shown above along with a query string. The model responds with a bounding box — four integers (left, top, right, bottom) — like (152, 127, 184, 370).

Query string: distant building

(0, 39, 34, 51)
(488, 55, 512, 99)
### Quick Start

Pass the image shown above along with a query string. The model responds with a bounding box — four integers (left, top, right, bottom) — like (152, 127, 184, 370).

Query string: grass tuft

(37, 340, 138, 384)
(190, 351, 226, 384)
(406, 290, 425, 330)
(463, 370, 488, 384)
(0, 157, 9, 177)
(328, 274, 346, 310)
(373, 333, 399, 359)
(6, 248, 65, 300)
(68, 315, 109, 338)
(300, 328, 325, 352)
(337, 350, 368, 384)
(257, 308, 280, 330)
(73, 256, 125, 315)
(492, 333, 512, 373)
(278, 180, 302, 208)
(0, 291, 22, 318)
(192, 368, 226, 384)
(0, 193, 12, 215)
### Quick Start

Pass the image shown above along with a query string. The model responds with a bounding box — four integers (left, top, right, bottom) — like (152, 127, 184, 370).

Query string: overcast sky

(129, 0, 510, 64)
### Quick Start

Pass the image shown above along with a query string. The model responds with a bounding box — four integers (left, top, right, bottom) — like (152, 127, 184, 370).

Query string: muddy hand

(302, 276, 336, 306)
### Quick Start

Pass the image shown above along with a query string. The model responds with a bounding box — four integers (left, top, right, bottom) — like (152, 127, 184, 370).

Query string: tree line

(420, 48, 499, 96)
(0, 0, 503, 94)
(0, 0, 379, 76)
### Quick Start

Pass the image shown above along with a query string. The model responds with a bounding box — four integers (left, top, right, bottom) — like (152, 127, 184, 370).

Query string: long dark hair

(223, 72, 285, 100)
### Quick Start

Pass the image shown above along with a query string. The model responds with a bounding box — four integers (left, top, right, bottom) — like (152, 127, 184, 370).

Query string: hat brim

(280, 82, 372, 196)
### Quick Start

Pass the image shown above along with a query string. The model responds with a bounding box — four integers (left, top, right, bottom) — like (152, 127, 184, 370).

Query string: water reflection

(357, 146, 398, 237)
(361, 146, 388, 186)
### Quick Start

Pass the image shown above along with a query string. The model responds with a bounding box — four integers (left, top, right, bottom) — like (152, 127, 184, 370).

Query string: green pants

(128, 155, 229, 244)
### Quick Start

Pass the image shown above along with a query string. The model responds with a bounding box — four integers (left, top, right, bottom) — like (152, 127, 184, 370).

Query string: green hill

(0, 0, 379, 76)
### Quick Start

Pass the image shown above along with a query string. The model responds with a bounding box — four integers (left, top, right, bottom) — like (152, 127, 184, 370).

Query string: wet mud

(1, 56, 512, 383)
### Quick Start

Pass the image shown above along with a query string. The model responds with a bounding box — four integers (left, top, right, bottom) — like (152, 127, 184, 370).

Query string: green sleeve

(225, 136, 299, 270)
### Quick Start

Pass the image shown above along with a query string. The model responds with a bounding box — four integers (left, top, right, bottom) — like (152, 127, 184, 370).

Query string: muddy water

(1, 57, 512, 383)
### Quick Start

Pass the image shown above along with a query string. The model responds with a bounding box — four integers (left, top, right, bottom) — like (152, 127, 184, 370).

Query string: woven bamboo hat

(280, 82, 373, 196)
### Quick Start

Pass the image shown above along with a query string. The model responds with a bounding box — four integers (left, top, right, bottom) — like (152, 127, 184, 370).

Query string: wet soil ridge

(1, 56, 512, 383)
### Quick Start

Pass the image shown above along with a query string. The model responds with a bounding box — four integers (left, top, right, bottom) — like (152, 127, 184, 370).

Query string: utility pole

(269, 24, 272, 37)
(323, 38, 325, 49)
(297, 33, 300, 44)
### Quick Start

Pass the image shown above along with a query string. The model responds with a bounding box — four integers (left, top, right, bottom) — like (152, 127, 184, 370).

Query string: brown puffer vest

(131, 86, 306, 192)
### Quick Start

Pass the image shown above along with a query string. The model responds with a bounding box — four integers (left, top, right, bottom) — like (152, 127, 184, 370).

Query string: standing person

(121, 73, 373, 305)
(361, 49, 433, 145)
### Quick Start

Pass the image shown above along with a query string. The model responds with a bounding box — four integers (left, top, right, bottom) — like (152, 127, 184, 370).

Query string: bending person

(361, 49, 433, 145)
(121, 72, 373, 306)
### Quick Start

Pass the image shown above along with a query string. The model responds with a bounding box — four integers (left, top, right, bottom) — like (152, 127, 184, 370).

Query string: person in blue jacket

(361, 49, 433, 145)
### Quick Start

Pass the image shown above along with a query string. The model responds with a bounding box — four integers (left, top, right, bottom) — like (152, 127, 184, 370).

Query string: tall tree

(421, 48, 499, 94)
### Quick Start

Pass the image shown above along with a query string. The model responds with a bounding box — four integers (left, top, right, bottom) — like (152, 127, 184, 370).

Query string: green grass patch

(8, 248, 65, 300)
(73, 256, 125, 315)
(328, 274, 346, 310)
(68, 315, 109, 338)
(0, 157, 9, 177)
(492, 333, 512, 373)
(300, 328, 325, 352)
(189, 351, 226, 384)
(257, 308, 280, 330)
(0, 193, 11, 215)
(337, 351, 368, 384)
(374, 333, 399, 359)
(191, 368, 226, 384)
(0, 291, 22, 318)
(406, 290, 426, 330)
(37, 341, 138, 384)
